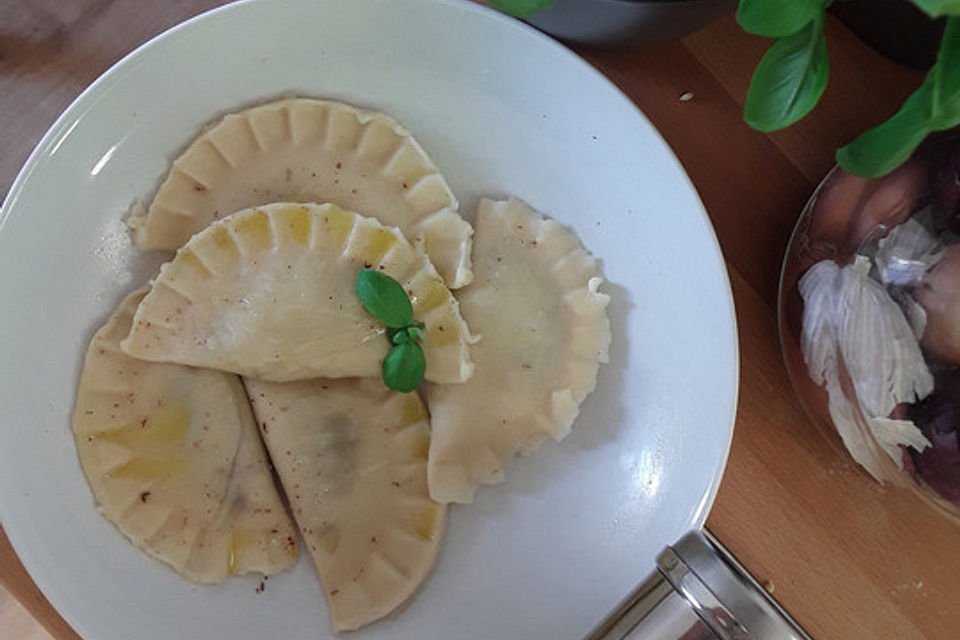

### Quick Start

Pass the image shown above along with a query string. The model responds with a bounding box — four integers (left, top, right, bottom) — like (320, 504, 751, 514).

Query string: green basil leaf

(382, 342, 425, 393)
(355, 269, 413, 329)
(911, 0, 960, 18)
(836, 79, 935, 177)
(839, 17, 960, 177)
(488, 0, 554, 18)
(932, 17, 960, 126)
(391, 329, 409, 346)
(406, 325, 426, 344)
(744, 17, 829, 132)
(737, 0, 825, 37)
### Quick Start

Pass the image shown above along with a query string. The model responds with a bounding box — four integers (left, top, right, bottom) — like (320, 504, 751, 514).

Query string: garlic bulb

(914, 245, 960, 364)
(807, 161, 925, 255)
(799, 256, 932, 480)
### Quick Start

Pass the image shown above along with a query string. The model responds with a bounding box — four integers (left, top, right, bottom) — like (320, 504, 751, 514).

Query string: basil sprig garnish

(355, 269, 426, 393)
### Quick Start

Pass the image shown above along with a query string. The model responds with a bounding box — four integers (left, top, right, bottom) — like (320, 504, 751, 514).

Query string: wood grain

(0, 528, 81, 640)
(0, 583, 55, 640)
(0, 3, 958, 640)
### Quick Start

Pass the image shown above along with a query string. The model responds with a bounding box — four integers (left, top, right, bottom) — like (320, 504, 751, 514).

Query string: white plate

(0, 1, 738, 638)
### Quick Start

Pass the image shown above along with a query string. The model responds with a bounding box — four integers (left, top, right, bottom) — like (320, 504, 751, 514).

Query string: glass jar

(779, 136, 960, 520)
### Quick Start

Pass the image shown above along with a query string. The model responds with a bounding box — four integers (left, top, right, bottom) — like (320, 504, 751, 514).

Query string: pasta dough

(121, 202, 475, 384)
(245, 377, 446, 631)
(427, 198, 611, 503)
(72, 288, 298, 583)
(129, 97, 473, 288)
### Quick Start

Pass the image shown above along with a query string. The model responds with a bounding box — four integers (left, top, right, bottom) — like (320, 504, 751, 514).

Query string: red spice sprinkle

(402, 182, 408, 189)
(140, 491, 151, 503)
(335, 162, 342, 169)
(193, 184, 207, 192)
(391, 481, 400, 487)
(370, 536, 377, 543)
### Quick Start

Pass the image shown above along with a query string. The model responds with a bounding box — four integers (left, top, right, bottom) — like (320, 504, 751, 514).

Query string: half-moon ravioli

(427, 198, 611, 504)
(129, 97, 473, 288)
(72, 288, 299, 583)
(244, 377, 446, 632)
(121, 202, 474, 383)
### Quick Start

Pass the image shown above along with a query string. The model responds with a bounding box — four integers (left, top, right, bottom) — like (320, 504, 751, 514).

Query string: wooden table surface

(1, 2, 958, 639)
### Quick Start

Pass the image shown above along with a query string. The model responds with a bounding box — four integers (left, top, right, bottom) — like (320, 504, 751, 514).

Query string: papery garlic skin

(874, 213, 941, 287)
(837, 257, 933, 418)
(800, 256, 932, 480)
(868, 417, 935, 471)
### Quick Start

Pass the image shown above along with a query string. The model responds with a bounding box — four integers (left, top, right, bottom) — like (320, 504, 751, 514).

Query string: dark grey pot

(830, 0, 945, 70)
(524, 0, 736, 47)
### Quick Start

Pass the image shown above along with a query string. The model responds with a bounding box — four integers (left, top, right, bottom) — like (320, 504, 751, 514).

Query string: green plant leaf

(743, 16, 829, 132)
(910, 0, 960, 18)
(838, 16, 960, 177)
(737, 0, 825, 37)
(932, 17, 960, 125)
(355, 269, 413, 329)
(382, 341, 425, 393)
(836, 79, 935, 177)
(488, 0, 555, 18)
(406, 324, 426, 344)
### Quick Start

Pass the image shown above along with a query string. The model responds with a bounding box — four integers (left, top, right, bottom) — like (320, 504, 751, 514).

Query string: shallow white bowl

(0, 1, 738, 638)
